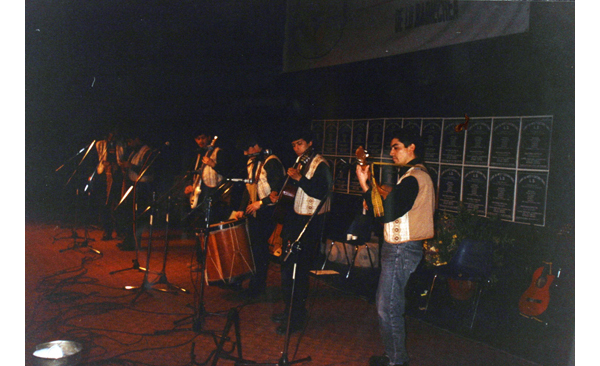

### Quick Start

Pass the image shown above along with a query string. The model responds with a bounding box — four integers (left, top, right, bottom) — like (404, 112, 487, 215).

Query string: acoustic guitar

(355, 146, 391, 217)
(518, 224, 571, 318)
(190, 136, 217, 209)
(518, 261, 555, 317)
(271, 149, 312, 223)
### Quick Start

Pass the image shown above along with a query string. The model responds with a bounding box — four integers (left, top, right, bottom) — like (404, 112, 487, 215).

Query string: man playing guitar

(184, 128, 234, 224)
(270, 129, 332, 335)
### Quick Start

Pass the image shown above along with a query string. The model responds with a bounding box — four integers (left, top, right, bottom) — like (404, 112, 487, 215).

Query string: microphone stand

(61, 140, 96, 187)
(110, 148, 161, 276)
(126, 191, 160, 303)
(237, 196, 329, 366)
(150, 195, 188, 294)
(170, 192, 250, 366)
(53, 140, 101, 255)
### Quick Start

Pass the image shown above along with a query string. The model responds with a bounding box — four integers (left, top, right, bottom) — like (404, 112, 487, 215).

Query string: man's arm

(381, 176, 419, 223)
(262, 158, 285, 204)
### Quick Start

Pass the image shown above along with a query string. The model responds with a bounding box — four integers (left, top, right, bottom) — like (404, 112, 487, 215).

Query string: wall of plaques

(311, 116, 553, 226)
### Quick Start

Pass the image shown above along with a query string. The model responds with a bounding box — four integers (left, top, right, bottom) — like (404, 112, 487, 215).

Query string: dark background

(25, 1, 575, 361)
(25, 1, 574, 226)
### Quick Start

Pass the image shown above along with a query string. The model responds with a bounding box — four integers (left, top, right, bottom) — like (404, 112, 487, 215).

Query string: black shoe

(369, 354, 408, 366)
(271, 312, 287, 323)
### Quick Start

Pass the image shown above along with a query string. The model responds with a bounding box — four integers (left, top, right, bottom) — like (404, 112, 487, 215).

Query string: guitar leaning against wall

(518, 224, 570, 321)
(519, 261, 557, 318)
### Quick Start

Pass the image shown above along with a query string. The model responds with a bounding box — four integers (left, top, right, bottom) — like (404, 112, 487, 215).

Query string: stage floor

(24, 221, 564, 365)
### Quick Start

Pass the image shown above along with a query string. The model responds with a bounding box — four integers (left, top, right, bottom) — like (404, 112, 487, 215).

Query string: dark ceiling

(26, 0, 288, 133)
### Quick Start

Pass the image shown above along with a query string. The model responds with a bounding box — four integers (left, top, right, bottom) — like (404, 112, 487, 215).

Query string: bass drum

(203, 218, 255, 285)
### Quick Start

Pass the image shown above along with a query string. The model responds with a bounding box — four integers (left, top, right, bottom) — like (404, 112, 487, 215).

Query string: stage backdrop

(312, 115, 552, 227)
(283, 0, 530, 73)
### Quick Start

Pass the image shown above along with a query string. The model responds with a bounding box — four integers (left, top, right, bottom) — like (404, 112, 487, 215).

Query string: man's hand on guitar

(355, 164, 371, 192)
(287, 167, 302, 181)
(269, 191, 279, 203)
(184, 185, 194, 195)
(246, 200, 262, 215)
(202, 156, 216, 168)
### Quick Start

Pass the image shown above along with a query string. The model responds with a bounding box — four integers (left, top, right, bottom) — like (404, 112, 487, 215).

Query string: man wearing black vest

(271, 129, 332, 335)
(232, 134, 285, 298)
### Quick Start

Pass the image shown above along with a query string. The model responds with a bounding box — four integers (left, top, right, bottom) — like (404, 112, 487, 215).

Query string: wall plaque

(311, 120, 325, 152)
(367, 119, 385, 158)
(333, 158, 350, 193)
(438, 166, 462, 212)
(352, 120, 368, 155)
(490, 118, 520, 168)
(462, 168, 488, 215)
(518, 116, 552, 170)
(515, 171, 548, 226)
(464, 118, 492, 166)
(403, 118, 422, 137)
(323, 121, 338, 155)
(422, 118, 442, 163)
(441, 118, 466, 164)
(487, 169, 516, 221)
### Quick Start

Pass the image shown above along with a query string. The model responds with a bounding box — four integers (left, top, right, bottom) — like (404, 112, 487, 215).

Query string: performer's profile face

(389, 138, 414, 165)
(291, 138, 312, 156)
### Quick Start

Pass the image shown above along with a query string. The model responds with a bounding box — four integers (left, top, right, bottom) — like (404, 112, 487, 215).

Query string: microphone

(227, 178, 253, 183)
(248, 149, 273, 157)
(154, 141, 171, 152)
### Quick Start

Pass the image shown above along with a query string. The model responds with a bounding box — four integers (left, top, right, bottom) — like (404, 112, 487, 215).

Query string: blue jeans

(376, 240, 423, 365)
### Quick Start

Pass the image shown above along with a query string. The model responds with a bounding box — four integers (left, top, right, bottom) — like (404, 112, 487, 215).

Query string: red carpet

(25, 222, 545, 366)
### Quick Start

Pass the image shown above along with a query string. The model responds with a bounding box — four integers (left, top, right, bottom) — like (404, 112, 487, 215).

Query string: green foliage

(424, 204, 515, 271)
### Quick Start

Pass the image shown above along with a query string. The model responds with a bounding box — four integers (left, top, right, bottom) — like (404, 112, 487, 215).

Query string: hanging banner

(284, 0, 530, 72)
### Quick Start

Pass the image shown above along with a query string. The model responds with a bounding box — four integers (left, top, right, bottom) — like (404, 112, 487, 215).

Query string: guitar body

(356, 146, 385, 217)
(190, 183, 202, 209)
(272, 184, 296, 222)
(272, 151, 311, 223)
(519, 265, 555, 317)
(189, 137, 218, 209)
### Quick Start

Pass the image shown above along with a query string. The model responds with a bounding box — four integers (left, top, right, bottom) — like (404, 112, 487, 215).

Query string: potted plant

(423, 204, 514, 299)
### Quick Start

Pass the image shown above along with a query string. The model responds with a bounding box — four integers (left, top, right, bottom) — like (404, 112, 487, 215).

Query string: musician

(95, 131, 127, 240)
(116, 133, 156, 251)
(232, 134, 285, 298)
(184, 128, 234, 224)
(355, 128, 434, 366)
(271, 129, 332, 335)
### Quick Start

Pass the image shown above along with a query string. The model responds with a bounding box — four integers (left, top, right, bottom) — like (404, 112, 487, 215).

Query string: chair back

(448, 239, 493, 279)
(346, 212, 373, 245)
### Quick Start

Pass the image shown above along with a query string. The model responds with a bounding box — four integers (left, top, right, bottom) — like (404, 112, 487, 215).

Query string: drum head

(209, 217, 246, 232)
